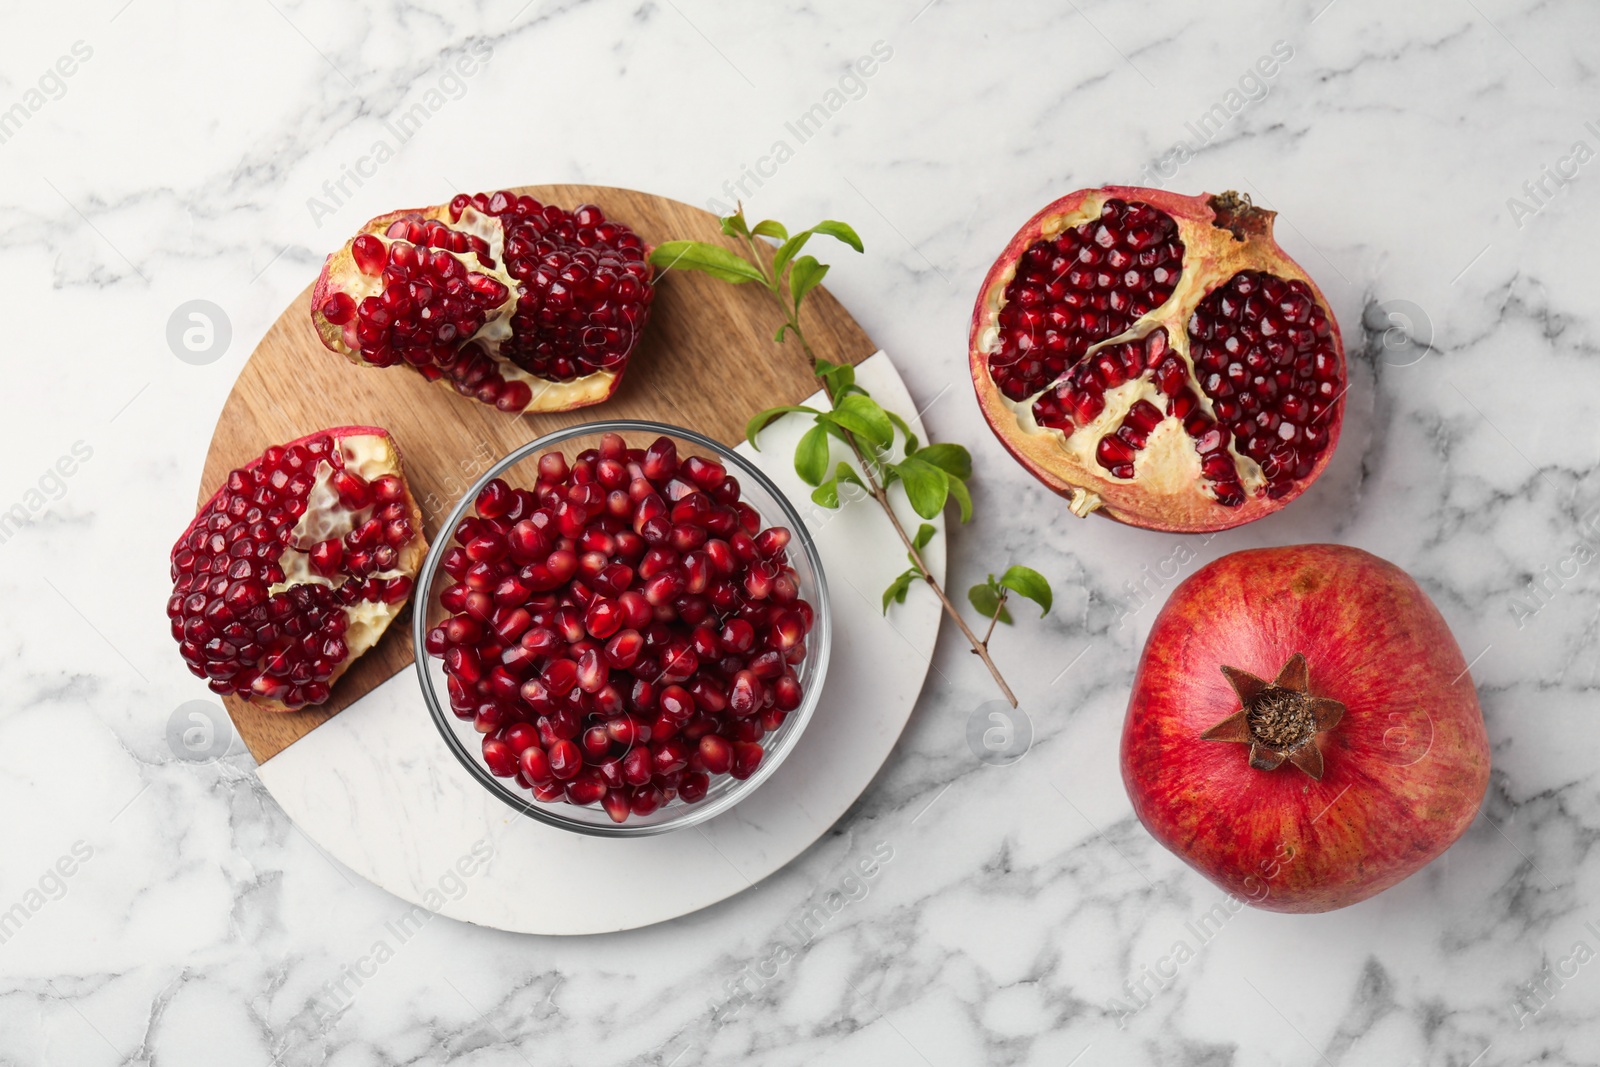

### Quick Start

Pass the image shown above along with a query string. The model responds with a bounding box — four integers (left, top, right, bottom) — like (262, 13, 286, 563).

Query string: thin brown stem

(759, 255, 1019, 707)
(980, 590, 1008, 649)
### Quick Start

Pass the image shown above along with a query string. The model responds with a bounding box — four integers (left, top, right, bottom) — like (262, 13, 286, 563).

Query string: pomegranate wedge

(312, 192, 655, 414)
(168, 426, 426, 711)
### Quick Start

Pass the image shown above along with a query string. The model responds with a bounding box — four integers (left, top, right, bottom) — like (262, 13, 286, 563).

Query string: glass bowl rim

(413, 418, 833, 838)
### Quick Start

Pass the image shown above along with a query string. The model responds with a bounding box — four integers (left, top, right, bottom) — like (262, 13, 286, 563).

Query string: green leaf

(835, 462, 866, 489)
(811, 478, 840, 509)
(795, 423, 832, 487)
(947, 476, 972, 524)
(789, 254, 829, 308)
(913, 442, 973, 481)
(811, 219, 864, 253)
(896, 457, 949, 519)
(999, 565, 1053, 616)
(813, 358, 856, 394)
(648, 241, 766, 285)
(745, 404, 820, 448)
(751, 219, 787, 241)
(882, 568, 919, 613)
(946, 475, 973, 523)
(719, 212, 750, 238)
(816, 419, 851, 443)
(886, 411, 917, 454)
(773, 229, 813, 275)
(911, 522, 936, 552)
(968, 580, 1013, 625)
(829, 394, 894, 449)
(775, 322, 792, 344)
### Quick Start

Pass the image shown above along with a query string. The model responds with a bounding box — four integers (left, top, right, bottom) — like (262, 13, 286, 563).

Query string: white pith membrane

(270, 434, 426, 668)
(317, 206, 618, 412)
(975, 194, 1276, 520)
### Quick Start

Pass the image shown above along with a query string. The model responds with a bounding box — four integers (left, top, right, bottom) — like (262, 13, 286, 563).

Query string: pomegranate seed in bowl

(415, 422, 831, 836)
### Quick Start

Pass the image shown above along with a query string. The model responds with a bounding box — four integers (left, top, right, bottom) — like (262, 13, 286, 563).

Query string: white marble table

(3, 1, 1597, 1063)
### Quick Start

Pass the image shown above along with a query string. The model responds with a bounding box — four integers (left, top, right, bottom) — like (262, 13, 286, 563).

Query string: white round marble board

(254, 351, 945, 934)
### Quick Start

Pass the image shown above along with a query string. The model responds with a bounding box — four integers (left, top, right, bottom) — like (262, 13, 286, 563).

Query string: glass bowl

(413, 419, 831, 838)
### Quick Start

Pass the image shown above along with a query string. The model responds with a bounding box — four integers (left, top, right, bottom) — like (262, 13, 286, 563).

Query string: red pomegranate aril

(643, 437, 678, 480)
(518, 625, 559, 656)
(542, 657, 580, 695)
(602, 628, 642, 669)
(566, 770, 606, 807)
(485, 666, 518, 702)
(443, 646, 481, 685)
(537, 453, 568, 483)
(573, 648, 606, 694)
(553, 606, 585, 643)
(730, 742, 764, 780)
(308, 539, 344, 576)
(475, 703, 509, 734)
(601, 789, 631, 823)
(704, 539, 736, 575)
(677, 773, 708, 804)
(769, 611, 805, 651)
(748, 650, 785, 680)
(630, 677, 658, 713)
(501, 722, 538, 753)
(547, 738, 582, 780)
(755, 527, 791, 557)
(493, 574, 533, 607)
(698, 734, 733, 775)
(744, 567, 774, 600)
(729, 670, 761, 717)
(581, 724, 612, 760)
(637, 547, 675, 580)
(519, 744, 553, 784)
(492, 608, 532, 644)
(605, 716, 644, 747)
(593, 684, 625, 718)
(481, 735, 519, 777)
(585, 597, 624, 639)
(659, 684, 696, 725)
(621, 785, 658, 815)
(621, 746, 653, 786)
(719, 617, 755, 653)
(774, 672, 803, 711)
(652, 739, 689, 776)
(691, 625, 721, 659)
(595, 757, 626, 790)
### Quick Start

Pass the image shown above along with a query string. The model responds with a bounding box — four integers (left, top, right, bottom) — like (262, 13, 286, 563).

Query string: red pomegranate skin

(1121, 544, 1490, 913)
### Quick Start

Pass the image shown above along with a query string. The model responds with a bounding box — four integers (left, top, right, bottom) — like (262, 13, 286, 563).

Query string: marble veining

(2, 0, 1599, 1063)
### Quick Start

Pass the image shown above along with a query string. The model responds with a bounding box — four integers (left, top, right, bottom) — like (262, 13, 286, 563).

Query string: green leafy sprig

(650, 207, 1053, 708)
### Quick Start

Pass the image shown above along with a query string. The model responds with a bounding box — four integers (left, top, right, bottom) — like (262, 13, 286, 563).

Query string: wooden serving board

(200, 184, 877, 765)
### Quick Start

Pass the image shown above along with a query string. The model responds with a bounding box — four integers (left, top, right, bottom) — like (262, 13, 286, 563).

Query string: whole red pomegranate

(969, 187, 1346, 532)
(168, 426, 426, 711)
(1121, 544, 1489, 912)
(312, 191, 654, 414)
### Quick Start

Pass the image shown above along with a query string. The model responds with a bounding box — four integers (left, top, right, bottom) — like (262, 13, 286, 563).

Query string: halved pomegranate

(168, 427, 427, 711)
(969, 187, 1346, 532)
(311, 192, 655, 414)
